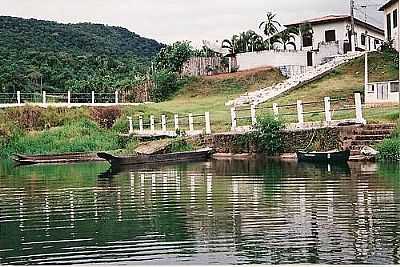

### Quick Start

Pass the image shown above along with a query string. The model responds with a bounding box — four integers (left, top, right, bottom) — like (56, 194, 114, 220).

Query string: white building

(284, 15, 385, 64)
(366, 80, 400, 104)
(235, 15, 384, 72)
(379, 0, 399, 50)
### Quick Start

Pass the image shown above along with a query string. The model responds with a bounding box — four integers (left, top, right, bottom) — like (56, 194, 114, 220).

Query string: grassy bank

(1, 53, 399, 158)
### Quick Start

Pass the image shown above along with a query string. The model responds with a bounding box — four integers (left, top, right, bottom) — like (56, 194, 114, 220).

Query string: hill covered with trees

(0, 16, 164, 94)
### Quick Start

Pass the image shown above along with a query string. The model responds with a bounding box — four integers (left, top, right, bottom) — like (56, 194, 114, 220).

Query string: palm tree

(273, 29, 297, 50)
(293, 22, 314, 50)
(259, 12, 281, 50)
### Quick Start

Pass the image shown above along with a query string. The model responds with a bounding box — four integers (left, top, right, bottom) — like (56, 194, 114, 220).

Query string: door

(307, 51, 313, 67)
(377, 83, 389, 100)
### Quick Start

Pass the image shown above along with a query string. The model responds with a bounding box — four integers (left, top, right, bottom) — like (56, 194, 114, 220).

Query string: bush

(151, 69, 179, 102)
(112, 117, 129, 134)
(377, 137, 400, 161)
(90, 107, 122, 129)
(237, 116, 284, 155)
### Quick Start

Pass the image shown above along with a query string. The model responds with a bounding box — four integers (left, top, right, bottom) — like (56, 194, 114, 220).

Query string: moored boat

(98, 148, 214, 167)
(13, 152, 103, 165)
(296, 150, 351, 163)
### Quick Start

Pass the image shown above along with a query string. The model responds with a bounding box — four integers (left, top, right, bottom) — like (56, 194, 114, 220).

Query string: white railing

(230, 93, 366, 132)
(126, 94, 366, 136)
(0, 90, 141, 108)
(127, 112, 212, 137)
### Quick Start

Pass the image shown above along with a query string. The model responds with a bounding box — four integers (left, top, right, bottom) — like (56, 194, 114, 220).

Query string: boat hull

(98, 148, 214, 167)
(13, 153, 103, 165)
(297, 150, 351, 163)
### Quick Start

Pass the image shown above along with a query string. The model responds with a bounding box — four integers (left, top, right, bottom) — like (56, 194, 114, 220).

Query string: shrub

(112, 117, 129, 134)
(90, 107, 122, 129)
(237, 116, 284, 155)
(377, 138, 400, 161)
(151, 69, 179, 102)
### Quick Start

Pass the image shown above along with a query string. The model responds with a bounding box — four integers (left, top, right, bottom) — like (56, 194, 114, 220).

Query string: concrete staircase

(226, 52, 365, 107)
(345, 124, 396, 156)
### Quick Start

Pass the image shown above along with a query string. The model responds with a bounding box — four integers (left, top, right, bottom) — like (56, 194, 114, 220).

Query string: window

(394, 9, 398, 28)
(303, 34, 313, 47)
(361, 34, 366, 46)
(325, 30, 336, 42)
(368, 84, 375, 93)
(374, 39, 380, 49)
(390, 82, 399, 92)
(387, 13, 392, 40)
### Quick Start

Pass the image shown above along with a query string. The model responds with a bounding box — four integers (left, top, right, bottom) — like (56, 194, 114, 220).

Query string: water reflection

(0, 159, 399, 265)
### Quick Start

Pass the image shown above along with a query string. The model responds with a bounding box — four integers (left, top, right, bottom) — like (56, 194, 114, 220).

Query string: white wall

(383, 1, 399, 50)
(236, 50, 308, 70)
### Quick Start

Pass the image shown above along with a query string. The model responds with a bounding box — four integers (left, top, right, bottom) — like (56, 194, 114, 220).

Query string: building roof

(379, 0, 398, 11)
(284, 15, 384, 35)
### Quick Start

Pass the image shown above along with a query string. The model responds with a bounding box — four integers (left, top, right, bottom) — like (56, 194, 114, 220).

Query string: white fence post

(174, 114, 179, 131)
(188, 113, 194, 132)
(297, 100, 304, 125)
(273, 103, 279, 118)
(324, 97, 332, 124)
(91, 91, 95, 104)
(250, 105, 257, 126)
(127, 116, 133, 134)
(355, 93, 366, 124)
(205, 112, 211, 134)
(115, 91, 119, 104)
(161, 115, 167, 132)
(67, 91, 71, 106)
(230, 107, 237, 131)
(150, 115, 155, 132)
(42, 91, 46, 105)
(17, 91, 21, 105)
(139, 115, 144, 133)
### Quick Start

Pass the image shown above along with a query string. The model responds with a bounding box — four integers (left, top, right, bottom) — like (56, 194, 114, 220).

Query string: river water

(0, 158, 399, 265)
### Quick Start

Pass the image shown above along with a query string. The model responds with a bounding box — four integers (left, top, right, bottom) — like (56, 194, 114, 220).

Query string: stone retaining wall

(197, 125, 362, 154)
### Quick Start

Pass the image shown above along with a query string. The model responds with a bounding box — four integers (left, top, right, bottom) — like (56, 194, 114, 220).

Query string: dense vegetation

(377, 123, 400, 161)
(0, 16, 164, 94)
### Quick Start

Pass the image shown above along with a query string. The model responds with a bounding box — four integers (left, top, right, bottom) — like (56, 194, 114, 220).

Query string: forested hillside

(0, 16, 164, 93)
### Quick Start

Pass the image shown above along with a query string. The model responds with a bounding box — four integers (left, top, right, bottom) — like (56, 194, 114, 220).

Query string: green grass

(0, 119, 122, 158)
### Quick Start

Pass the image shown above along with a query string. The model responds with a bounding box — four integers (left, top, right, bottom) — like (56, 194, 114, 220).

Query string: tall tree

(259, 12, 281, 50)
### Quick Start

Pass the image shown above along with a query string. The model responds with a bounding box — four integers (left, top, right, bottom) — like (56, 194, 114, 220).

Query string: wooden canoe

(98, 148, 214, 167)
(296, 150, 351, 163)
(13, 152, 103, 165)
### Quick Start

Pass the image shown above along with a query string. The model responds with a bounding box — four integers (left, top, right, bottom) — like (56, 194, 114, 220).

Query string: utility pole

(350, 0, 356, 51)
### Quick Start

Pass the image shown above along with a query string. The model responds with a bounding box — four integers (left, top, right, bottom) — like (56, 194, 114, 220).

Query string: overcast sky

(2, 0, 388, 47)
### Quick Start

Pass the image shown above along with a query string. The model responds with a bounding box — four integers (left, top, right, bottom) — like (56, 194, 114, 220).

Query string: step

(353, 135, 387, 141)
(350, 140, 380, 146)
(363, 124, 397, 130)
(353, 129, 394, 136)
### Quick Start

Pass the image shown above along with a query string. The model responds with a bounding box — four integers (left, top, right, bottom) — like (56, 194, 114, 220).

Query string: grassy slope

(122, 68, 286, 131)
(258, 52, 399, 123)
(122, 52, 399, 131)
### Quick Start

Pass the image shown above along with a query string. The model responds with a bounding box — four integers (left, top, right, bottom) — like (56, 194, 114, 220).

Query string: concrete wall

(236, 50, 308, 70)
(383, 1, 399, 50)
(365, 81, 400, 104)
